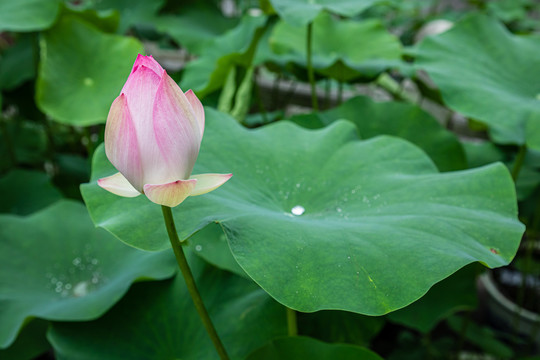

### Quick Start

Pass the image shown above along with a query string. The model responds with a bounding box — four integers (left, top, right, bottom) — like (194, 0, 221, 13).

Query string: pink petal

(104, 94, 144, 191)
(120, 65, 166, 186)
(143, 179, 197, 207)
(189, 173, 233, 196)
(131, 54, 164, 77)
(152, 72, 202, 180)
(98, 172, 141, 198)
(185, 89, 205, 138)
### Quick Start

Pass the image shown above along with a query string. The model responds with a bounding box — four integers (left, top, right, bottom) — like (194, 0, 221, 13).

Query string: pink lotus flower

(98, 55, 232, 207)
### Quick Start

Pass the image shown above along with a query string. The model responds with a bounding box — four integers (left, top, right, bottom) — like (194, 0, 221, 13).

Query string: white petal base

(98, 172, 141, 198)
(189, 173, 233, 196)
(144, 179, 197, 207)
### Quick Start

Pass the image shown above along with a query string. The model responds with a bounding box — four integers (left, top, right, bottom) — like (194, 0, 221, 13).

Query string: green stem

(306, 22, 318, 111)
(161, 206, 230, 360)
(286, 307, 298, 336)
(511, 144, 527, 182)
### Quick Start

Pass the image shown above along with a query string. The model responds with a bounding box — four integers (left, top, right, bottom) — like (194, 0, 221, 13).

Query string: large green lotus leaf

(181, 14, 267, 97)
(269, 13, 402, 82)
(81, 108, 524, 315)
(246, 336, 382, 360)
(0, 170, 62, 215)
(36, 14, 143, 126)
(0, 0, 61, 32)
(154, 4, 239, 56)
(0, 200, 176, 348)
(190, 223, 248, 278)
(289, 96, 466, 172)
(415, 14, 540, 150)
(269, 0, 381, 26)
(0, 34, 36, 90)
(47, 254, 287, 360)
(387, 264, 478, 333)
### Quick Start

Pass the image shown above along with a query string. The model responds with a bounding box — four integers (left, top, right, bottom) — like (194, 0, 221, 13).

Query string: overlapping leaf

(269, 0, 381, 26)
(0, 200, 176, 348)
(289, 95, 466, 171)
(415, 14, 540, 149)
(268, 13, 402, 82)
(82, 109, 524, 315)
(48, 254, 287, 360)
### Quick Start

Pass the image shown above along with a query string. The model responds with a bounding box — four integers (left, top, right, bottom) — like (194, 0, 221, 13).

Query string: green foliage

(269, 0, 382, 26)
(0, 200, 177, 348)
(181, 14, 267, 97)
(246, 336, 383, 359)
(416, 14, 540, 150)
(2, 1, 538, 357)
(154, 3, 239, 55)
(289, 95, 466, 171)
(36, 13, 143, 125)
(0, 0, 61, 32)
(387, 265, 479, 333)
(0, 170, 62, 215)
(269, 12, 402, 82)
(48, 254, 287, 360)
(82, 109, 523, 315)
(0, 34, 37, 90)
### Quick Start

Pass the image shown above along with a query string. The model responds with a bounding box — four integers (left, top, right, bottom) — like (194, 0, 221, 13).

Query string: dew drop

(72, 257, 81, 266)
(73, 281, 89, 297)
(336, 207, 342, 213)
(195, 245, 203, 252)
(291, 205, 305, 216)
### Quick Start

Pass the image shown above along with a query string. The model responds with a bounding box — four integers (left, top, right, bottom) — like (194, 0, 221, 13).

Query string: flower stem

(306, 21, 318, 111)
(286, 307, 298, 336)
(511, 144, 527, 182)
(161, 206, 230, 360)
